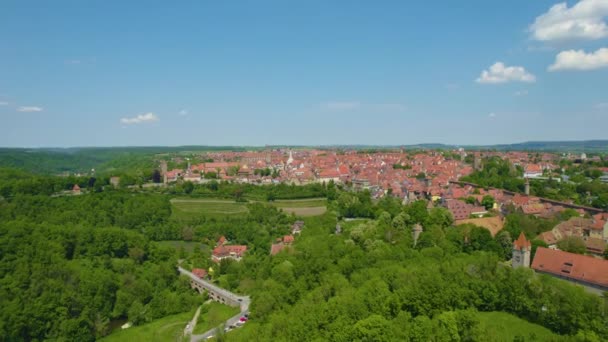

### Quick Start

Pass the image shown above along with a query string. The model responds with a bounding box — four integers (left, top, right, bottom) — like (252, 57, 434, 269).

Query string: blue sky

(1, 0, 607, 147)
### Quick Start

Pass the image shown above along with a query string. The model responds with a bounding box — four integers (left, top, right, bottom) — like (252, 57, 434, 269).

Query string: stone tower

(524, 178, 530, 196)
(412, 223, 423, 247)
(512, 232, 531, 269)
(160, 160, 168, 184)
(474, 155, 482, 171)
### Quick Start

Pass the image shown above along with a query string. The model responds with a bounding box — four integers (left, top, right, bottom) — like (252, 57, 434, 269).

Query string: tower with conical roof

(512, 232, 531, 269)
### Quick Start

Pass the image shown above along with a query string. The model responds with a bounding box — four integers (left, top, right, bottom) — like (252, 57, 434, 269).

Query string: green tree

(352, 314, 391, 342)
(557, 236, 587, 255)
(481, 195, 495, 210)
(183, 181, 194, 194)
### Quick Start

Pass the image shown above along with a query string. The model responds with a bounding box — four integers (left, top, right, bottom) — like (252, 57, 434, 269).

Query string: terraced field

(170, 197, 327, 219)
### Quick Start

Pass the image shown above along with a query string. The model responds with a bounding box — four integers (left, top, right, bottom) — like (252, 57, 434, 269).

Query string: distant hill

(486, 140, 608, 152)
(0, 140, 606, 174)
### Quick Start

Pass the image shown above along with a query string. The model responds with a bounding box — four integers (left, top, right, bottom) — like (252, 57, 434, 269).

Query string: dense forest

(0, 190, 207, 341)
(219, 203, 608, 341)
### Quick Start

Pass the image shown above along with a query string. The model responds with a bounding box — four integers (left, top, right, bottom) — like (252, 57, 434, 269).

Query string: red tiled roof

(192, 268, 207, 278)
(212, 245, 247, 258)
(217, 236, 227, 245)
(525, 164, 542, 173)
(283, 235, 294, 244)
(537, 231, 558, 245)
(270, 243, 289, 256)
(513, 232, 531, 250)
(532, 247, 608, 288)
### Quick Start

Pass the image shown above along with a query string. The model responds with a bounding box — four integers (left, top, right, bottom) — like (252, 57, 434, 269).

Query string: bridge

(177, 266, 251, 341)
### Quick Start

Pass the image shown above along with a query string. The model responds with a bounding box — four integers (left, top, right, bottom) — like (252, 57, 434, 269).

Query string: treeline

(219, 204, 607, 341)
(0, 192, 171, 234)
(0, 168, 95, 197)
(0, 193, 203, 341)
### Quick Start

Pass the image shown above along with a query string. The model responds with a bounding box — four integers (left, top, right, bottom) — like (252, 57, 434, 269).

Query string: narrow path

(183, 306, 201, 338)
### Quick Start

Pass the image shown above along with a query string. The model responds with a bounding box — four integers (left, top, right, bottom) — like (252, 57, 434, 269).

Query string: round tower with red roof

(512, 232, 531, 269)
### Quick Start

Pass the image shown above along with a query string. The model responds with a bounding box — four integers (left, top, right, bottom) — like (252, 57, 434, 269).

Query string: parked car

(239, 316, 248, 322)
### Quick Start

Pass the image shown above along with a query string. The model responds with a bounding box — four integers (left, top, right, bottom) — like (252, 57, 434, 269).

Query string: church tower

(512, 232, 531, 269)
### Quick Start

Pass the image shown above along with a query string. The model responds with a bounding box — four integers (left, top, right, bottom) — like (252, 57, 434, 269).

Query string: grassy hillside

(100, 311, 193, 342)
(193, 302, 241, 334)
(476, 311, 562, 341)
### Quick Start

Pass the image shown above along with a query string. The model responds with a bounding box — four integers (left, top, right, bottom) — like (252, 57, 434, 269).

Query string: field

(476, 311, 561, 341)
(193, 302, 241, 334)
(100, 311, 193, 342)
(170, 197, 327, 219)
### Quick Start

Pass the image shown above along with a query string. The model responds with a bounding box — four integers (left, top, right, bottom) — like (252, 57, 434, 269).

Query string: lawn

(100, 311, 193, 342)
(193, 302, 241, 334)
(270, 198, 327, 208)
(270, 198, 327, 216)
(476, 311, 562, 341)
(171, 197, 327, 219)
(171, 198, 249, 219)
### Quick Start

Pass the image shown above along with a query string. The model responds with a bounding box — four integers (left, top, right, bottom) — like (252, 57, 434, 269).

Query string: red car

(239, 317, 248, 322)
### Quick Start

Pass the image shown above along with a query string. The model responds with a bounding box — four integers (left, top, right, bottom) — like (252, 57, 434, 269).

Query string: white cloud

(488, 112, 497, 118)
(322, 101, 361, 110)
(0, 101, 8, 106)
(66, 59, 81, 65)
(530, 0, 608, 41)
(476, 62, 536, 84)
(514, 90, 529, 96)
(548, 47, 608, 70)
(17, 106, 43, 112)
(120, 112, 159, 124)
(178, 109, 189, 116)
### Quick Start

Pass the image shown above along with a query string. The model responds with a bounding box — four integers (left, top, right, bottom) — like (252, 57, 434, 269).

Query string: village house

(444, 199, 487, 220)
(210, 235, 247, 262)
(192, 268, 208, 279)
(212, 245, 247, 263)
(536, 217, 607, 256)
(532, 247, 608, 295)
(523, 164, 543, 178)
(270, 235, 295, 256)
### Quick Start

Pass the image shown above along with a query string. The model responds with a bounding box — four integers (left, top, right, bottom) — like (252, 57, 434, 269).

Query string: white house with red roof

(212, 245, 247, 263)
(524, 164, 543, 178)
